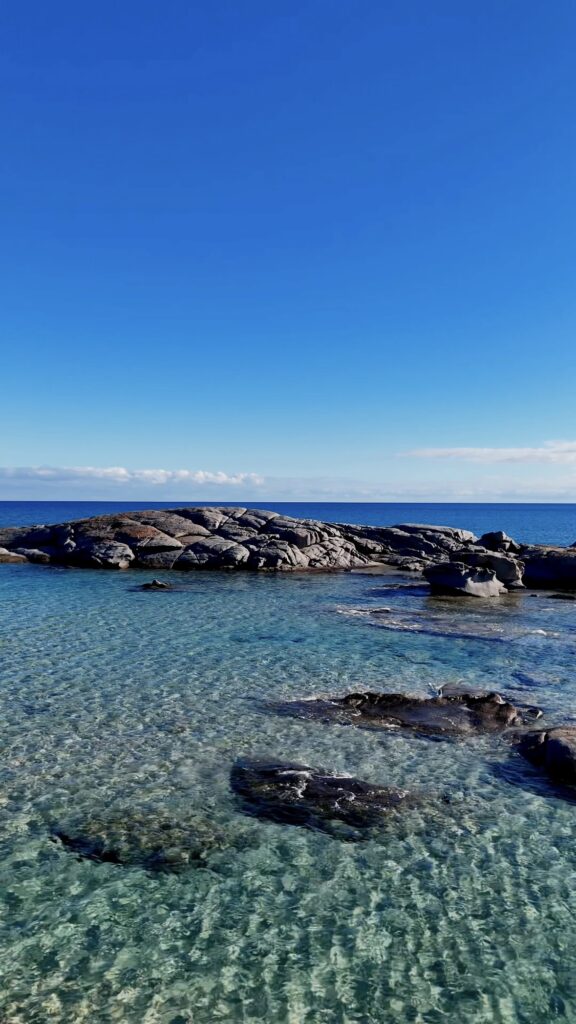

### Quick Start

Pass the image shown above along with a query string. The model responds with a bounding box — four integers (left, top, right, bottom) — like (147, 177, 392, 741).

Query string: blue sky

(2, 1, 575, 500)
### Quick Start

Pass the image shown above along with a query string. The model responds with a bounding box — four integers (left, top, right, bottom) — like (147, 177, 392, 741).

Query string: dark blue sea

(1, 501, 576, 1022)
(1, 500, 576, 545)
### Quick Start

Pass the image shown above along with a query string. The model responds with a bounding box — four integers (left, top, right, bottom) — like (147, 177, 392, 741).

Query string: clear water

(1, 506, 576, 1022)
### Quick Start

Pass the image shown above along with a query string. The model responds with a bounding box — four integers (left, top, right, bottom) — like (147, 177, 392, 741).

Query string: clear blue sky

(2, 1, 575, 500)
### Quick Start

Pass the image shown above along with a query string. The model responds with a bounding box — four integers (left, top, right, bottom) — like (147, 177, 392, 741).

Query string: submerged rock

(270, 691, 541, 738)
(424, 562, 507, 597)
(140, 579, 172, 590)
(517, 727, 576, 785)
(230, 758, 421, 837)
(52, 811, 225, 873)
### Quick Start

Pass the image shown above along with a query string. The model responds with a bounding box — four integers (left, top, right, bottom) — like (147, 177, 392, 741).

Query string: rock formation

(517, 727, 576, 785)
(0, 507, 481, 573)
(230, 758, 422, 836)
(269, 690, 542, 738)
(1, 506, 575, 589)
(424, 563, 508, 597)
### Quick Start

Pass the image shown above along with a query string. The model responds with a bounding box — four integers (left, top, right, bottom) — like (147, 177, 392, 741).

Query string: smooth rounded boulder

(424, 562, 507, 597)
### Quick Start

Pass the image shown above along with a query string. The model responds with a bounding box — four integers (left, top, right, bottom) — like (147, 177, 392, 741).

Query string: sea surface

(1, 503, 576, 1023)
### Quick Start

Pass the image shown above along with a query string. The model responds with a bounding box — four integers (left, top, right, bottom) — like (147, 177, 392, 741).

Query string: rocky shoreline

(4, 506, 573, 865)
(1, 506, 576, 593)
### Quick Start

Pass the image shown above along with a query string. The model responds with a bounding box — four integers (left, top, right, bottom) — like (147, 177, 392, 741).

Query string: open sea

(1, 502, 576, 1023)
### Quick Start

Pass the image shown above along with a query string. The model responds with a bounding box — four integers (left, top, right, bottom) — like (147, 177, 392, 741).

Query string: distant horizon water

(1, 500, 575, 547)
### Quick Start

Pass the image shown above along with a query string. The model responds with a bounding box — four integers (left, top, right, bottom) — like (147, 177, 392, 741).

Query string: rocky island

(1, 506, 576, 593)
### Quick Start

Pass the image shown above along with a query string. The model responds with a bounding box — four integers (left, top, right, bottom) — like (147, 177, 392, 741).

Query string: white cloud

(0, 466, 264, 487)
(402, 441, 576, 464)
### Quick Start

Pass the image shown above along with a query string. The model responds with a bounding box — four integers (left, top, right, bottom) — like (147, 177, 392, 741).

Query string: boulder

(424, 562, 507, 597)
(230, 759, 421, 837)
(517, 727, 576, 785)
(448, 548, 525, 589)
(270, 690, 541, 738)
(520, 547, 576, 590)
(0, 547, 27, 564)
(477, 531, 522, 554)
(72, 540, 135, 569)
(12, 547, 53, 564)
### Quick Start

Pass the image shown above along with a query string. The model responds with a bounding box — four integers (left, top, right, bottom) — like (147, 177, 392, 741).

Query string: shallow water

(1, 561, 576, 1023)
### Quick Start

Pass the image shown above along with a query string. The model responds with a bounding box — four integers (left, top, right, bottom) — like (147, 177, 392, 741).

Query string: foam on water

(1, 562, 576, 1022)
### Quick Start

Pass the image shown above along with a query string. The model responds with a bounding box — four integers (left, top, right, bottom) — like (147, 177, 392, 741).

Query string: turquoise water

(1, 541, 576, 1022)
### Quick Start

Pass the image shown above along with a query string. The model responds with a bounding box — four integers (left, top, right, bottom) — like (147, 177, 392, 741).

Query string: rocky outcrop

(424, 562, 508, 597)
(517, 727, 576, 785)
(230, 758, 422, 837)
(0, 507, 481, 573)
(270, 690, 541, 738)
(2, 507, 576, 585)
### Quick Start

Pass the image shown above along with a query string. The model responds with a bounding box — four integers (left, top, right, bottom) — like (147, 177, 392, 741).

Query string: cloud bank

(403, 441, 576, 464)
(2, 464, 576, 501)
(0, 466, 264, 487)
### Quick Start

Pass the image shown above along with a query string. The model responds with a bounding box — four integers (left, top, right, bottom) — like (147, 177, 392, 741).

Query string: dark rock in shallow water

(52, 811, 224, 872)
(140, 579, 172, 590)
(270, 691, 541, 738)
(520, 547, 576, 590)
(517, 727, 576, 785)
(230, 759, 421, 837)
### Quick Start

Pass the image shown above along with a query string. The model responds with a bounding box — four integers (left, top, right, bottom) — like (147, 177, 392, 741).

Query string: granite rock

(230, 758, 422, 837)
(0, 507, 572, 581)
(520, 547, 576, 590)
(517, 726, 576, 785)
(448, 548, 525, 589)
(269, 690, 540, 738)
(424, 562, 507, 597)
